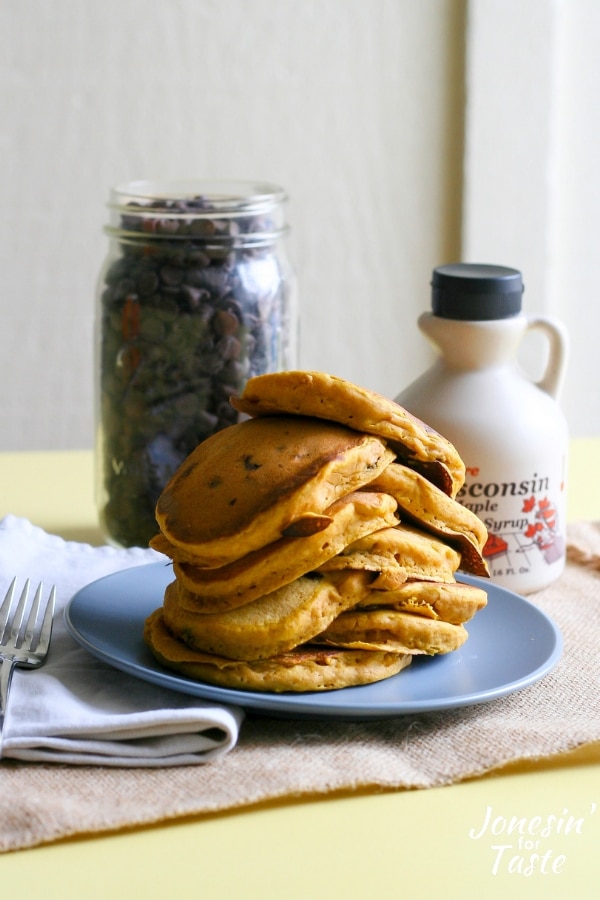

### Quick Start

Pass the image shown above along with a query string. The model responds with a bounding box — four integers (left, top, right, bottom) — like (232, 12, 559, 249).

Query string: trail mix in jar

(96, 181, 296, 547)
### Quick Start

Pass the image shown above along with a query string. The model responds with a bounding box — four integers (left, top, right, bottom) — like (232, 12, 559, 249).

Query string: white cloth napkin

(0, 516, 244, 766)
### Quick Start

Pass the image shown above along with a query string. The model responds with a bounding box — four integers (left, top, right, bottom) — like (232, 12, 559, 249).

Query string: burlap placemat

(2, 521, 600, 853)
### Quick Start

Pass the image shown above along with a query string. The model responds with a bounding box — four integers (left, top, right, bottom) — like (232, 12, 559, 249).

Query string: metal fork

(0, 578, 55, 734)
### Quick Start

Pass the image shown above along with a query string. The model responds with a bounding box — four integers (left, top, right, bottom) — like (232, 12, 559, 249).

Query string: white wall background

(0, 0, 598, 451)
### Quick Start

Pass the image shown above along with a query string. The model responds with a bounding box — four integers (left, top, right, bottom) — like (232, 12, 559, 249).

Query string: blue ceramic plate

(65, 563, 563, 720)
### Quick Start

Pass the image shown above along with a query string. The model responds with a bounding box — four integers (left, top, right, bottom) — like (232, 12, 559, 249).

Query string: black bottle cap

(431, 263, 524, 320)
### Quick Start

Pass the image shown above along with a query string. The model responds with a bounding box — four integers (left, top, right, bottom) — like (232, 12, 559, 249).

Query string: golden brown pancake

(317, 524, 462, 583)
(356, 580, 488, 625)
(154, 414, 395, 567)
(368, 463, 489, 576)
(144, 608, 412, 692)
(145, 370, 489, 693)
(311, 531, 409, 589)
(317, 558, 409, 592)
(162, 570, 373, 661)
(174, 491, 399, 613)
(230, 370, 465, 497)
(316, 608, 468, 655)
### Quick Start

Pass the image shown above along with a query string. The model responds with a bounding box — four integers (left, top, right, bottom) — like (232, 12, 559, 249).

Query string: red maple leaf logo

(522, 496, 536, 513)
(539, 507, 554, 521)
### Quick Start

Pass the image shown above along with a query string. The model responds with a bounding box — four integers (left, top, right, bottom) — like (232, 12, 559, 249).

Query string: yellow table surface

(1, 441, 600, 898)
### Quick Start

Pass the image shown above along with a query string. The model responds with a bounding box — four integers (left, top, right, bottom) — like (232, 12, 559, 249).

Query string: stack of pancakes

(144, 370, 489, 692)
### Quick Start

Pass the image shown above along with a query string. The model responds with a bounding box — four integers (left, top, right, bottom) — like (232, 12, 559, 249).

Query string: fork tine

(8, 579, 31, 645)
(35, 585, 55, 654)
(0, 577, 17, 638)
(23, 582, 43, 649)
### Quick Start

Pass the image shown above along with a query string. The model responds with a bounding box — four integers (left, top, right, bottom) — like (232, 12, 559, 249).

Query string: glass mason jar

(95, 179, 298, 547)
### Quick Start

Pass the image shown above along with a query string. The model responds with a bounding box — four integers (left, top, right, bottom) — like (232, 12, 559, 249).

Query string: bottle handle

(525, 316, 569, 399)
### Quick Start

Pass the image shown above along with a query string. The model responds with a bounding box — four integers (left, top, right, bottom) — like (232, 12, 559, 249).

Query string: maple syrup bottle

(396, 263, 569, 595)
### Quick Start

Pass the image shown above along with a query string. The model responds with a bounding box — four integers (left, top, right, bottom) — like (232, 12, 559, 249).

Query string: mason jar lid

(105, 179, 289, 245)
(431, 263, 524, 320)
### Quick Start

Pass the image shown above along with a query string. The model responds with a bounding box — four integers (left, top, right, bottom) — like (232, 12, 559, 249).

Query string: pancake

(144, 609, 412, 692)
(368, 463, 489, 576)
(318, 556, 409, 591)
(154, 414, 395, 567)
(174, 491, 399, 613)
(356, 580, 488, 625)
(316, 608, 468, 655)
(312, 531, 409, 589)
(145, 371, 489, 693)
(230, 370, 465, 497)
(162, 569, 373, 661)
(317, 524, 462, 583)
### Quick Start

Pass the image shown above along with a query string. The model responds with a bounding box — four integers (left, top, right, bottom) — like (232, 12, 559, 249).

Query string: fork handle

(0, 659, 17, 731)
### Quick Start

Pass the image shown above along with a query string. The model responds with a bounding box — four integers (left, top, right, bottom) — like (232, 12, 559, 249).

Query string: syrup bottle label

(457, 463, 567, 592)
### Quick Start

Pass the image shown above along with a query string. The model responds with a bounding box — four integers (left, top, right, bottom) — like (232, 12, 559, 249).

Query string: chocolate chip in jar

(95, 180, 297, 548)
